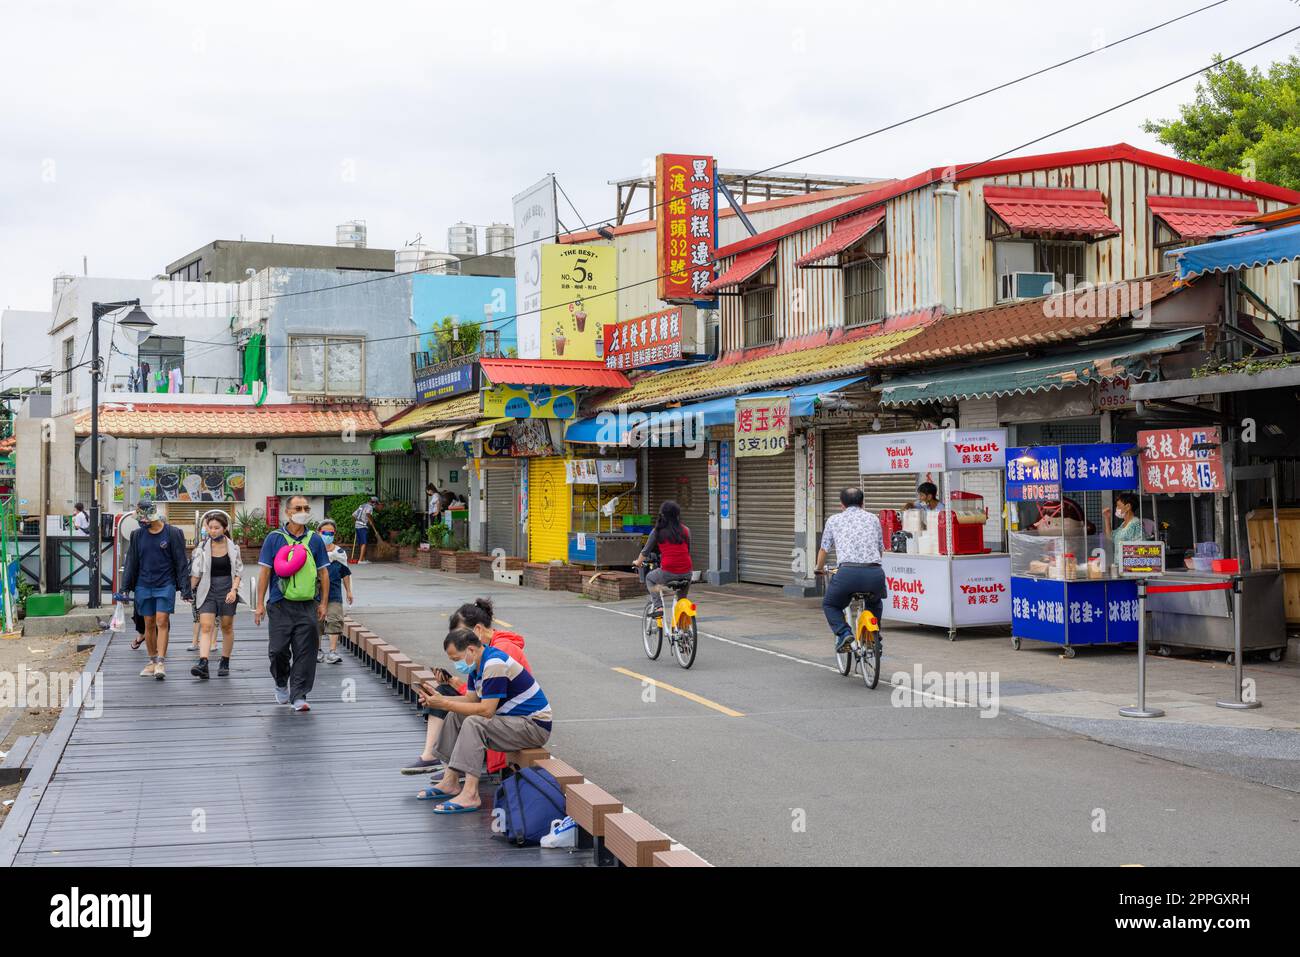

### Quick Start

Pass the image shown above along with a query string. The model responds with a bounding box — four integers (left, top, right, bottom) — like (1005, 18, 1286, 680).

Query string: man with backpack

(253, 494, 330, 712)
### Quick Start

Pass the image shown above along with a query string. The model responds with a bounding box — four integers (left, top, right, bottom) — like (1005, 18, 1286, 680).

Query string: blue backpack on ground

(494, 767, 566, 846)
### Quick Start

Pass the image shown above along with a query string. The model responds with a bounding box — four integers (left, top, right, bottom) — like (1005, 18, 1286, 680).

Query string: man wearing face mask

(254, 494, 331, 711)
(116, 498, 192, 680)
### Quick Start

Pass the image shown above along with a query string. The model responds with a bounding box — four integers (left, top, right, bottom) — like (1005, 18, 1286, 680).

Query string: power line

(126, 0, 1236, 316)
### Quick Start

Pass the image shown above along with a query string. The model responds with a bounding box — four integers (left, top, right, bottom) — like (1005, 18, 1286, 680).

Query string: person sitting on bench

(419, 628, 552, 815)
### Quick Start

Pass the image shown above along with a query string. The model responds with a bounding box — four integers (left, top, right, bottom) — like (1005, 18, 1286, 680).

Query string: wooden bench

(532, 757, 583, 791)
(565, 781, 624, 866)
(506, 748, 550, 770)
(652, 849, 711, 867)
(374, 643, 398, 683)
(410, 669, 436, 709)
(358, 632, 380, 666)
(605, 811, 671, 868)
(388, 654, 415, 698)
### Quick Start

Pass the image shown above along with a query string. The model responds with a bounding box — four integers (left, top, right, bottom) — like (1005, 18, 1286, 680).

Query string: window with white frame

(62, 336, 74, 395)
(288, 335, 365, 396)
(994, 240, 1086, 300)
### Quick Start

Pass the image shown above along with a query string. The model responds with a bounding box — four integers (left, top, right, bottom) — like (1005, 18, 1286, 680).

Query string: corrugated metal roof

(479, 358, 629, 388)
(589, 324, 926, 411)
(702, 244, 777, 294)
(879, 328, 1205, 405)
(878, 273, 1181, 366)
(382, 392, 480, 433)
(984, 185, 1120, 239)
(718, 143, 1300, 260)
(794, 207, 886, 267)
(74, 403, 382, 438)
(1147, 195, 1259, 239)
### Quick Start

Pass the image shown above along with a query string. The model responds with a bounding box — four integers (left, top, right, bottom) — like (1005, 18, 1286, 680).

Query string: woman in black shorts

(188, 510, 244, 679)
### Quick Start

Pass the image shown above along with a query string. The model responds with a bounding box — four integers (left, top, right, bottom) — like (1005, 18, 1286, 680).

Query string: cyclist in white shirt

(815, 487, 888, 652)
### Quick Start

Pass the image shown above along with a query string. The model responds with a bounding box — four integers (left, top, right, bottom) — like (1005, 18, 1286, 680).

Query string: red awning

(1147, 195, 1259, 240)
(795, 207, 886, 267)
(478, 358, 630, 389)
(984, 185, 1120, 239)
(701, 244, 777, 294)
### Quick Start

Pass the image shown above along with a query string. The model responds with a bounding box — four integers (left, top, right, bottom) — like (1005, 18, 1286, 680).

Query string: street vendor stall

(565, 457, 645, 568)
(1135, 427, 1287, 660)
(1007, 443, 1142, 656)
(858, 429, 1011, 640)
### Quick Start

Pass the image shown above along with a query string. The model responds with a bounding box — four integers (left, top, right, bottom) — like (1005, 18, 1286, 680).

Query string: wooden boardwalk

(2, 622, 583, 867)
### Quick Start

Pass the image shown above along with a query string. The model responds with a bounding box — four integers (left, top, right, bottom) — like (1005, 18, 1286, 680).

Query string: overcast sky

(2, 0, 1296, 315)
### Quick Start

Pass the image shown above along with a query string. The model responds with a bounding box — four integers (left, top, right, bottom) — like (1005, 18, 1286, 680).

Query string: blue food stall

(1006, 444, 1142, 656)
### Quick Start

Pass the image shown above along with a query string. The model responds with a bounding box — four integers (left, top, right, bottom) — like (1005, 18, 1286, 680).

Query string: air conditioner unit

(999, 271, 1056, 301)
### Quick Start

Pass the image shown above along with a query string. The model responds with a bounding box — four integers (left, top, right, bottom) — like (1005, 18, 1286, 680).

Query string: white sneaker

(317, 649, 325, 663)
(541, 816, 578, 849)
(325, 652, 342, 664)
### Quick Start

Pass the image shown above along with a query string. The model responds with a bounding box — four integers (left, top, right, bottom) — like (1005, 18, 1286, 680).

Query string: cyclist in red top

(633, 500, 692, 614)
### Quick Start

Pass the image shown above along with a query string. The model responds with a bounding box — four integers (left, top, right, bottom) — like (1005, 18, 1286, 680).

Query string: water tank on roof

(485, 223, 514, 255)
(448, 222, 477, 256)
(336, 220, 368, 248)
(53, 273, 75, 298)
(395, 246, 460, 276)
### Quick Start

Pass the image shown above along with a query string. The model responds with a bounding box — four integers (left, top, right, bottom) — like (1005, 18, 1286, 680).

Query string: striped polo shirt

(470, 646, 552, 730)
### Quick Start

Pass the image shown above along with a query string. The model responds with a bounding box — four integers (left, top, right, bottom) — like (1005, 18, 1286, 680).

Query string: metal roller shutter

(485, 463, 519, 557)
(379, 452, 421, 507)
(648, 447, 710, 574)
(736, 447, 795, 585)
(527, 457, 570, 563)
(820, 428, 918, 529)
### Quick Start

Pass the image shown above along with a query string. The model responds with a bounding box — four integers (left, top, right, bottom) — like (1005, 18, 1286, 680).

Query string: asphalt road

(351, 563, 1300, 866)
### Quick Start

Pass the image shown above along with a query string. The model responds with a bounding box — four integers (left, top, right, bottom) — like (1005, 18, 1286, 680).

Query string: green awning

(370, 432, 417, 453)
(878, 328, 1204, 407)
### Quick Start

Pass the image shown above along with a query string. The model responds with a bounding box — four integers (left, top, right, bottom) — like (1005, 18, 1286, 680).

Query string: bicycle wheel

(860, 629, 881, 690)
(838, 596, 862, 676)
(642, 601, 662, 660)
(672, 617, 698, 669)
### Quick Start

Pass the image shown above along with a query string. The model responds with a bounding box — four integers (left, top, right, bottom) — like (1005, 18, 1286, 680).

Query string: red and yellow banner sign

(734, 396, 790, 457)
(603, 306, 683, 370)
(656, 153, 716, 301)
(1137, 426, 1226, 493)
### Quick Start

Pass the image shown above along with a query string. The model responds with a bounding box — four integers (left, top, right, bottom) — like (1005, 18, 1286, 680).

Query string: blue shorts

(135, 584, 177, 617)
(355, 526, 368, 545)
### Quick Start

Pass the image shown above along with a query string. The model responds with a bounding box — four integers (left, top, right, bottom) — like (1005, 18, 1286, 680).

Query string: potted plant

(396, 525, 422, 561)
(425, 523, 453, 568)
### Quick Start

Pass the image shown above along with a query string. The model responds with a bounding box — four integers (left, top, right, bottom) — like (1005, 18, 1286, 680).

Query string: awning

(370, 432, 417, 453)
(1147, 196, 1258, 241)
(877, 329, 1204, 406)
(795, 208, 886, 267)
(701, 244, 777, 295)
(1131, 363, 1300, 401)
(454, 418, 511, 442)
(382, 392, 480, 433)
(1175, 222, 1300, 279)
(479, 357, 629, 389)
(567, 374, 867, 444)
(984, 185, 1120, 240)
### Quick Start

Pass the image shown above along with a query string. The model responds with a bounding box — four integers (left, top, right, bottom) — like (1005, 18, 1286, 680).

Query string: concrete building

(166, 239, 515, 283)
(2, 309, 54, 393)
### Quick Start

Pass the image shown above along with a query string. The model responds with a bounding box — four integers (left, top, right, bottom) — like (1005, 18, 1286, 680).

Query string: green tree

(427, 315, 482, 360)
(1143, 53, 1300, 191)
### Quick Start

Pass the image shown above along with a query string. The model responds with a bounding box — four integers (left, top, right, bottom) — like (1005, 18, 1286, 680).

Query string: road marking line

(610, 666, 745, 717)
(588, 605, 976, 709)
(494, 618, 514, 629)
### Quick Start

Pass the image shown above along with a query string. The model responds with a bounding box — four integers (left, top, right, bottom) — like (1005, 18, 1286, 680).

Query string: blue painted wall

(412, 274, 516, 357)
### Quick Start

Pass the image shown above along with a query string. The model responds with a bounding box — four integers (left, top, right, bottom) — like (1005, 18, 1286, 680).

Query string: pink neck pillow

(274, 542, 309, 578)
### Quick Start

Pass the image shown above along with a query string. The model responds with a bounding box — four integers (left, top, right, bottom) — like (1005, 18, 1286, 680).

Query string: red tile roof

(1147, 195, 1261, 239)
(702, 244, 776, 294)
(74, 403, 382, 438)
(795, 207, 886, 267)
(478, 358, 630, 389)
(876, 273, 1182, 366)
(717, 143, 1300, 260)
(984, 186, 1120, 239)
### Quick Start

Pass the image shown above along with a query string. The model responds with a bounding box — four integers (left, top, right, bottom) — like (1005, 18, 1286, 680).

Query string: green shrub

(329, 494, 371, 541)
(373, 499, 419, 539)
(426, 522, 451, 548)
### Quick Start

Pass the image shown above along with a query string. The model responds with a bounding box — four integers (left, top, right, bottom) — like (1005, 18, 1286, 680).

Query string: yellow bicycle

(640, 561, 698, 669)
(825, 567, 883, 689)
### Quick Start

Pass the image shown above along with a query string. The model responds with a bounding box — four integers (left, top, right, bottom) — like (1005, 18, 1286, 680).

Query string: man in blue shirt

(118, 498, 191, 680)
(254, 494, 330, 711)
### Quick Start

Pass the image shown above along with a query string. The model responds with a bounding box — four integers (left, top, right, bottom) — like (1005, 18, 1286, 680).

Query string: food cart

(1007, 443, 1142, 657)
(1136, 427, 1287, 661)
(565, 457, 645, 568)
(858, 429, 1011, 640)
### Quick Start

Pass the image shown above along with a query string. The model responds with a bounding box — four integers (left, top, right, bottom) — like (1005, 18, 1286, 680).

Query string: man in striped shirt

(420, 627, 552, 814)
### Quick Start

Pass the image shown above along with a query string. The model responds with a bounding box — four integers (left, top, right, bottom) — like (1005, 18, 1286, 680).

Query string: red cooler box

(938, 491, 988, 555)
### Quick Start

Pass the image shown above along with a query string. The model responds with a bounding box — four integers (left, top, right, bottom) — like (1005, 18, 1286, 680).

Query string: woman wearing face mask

(1109, 491, 1146, 544)
(405, 597, 531, 787)
(189, 510, 243, 679)
(315, 520, 352, 665)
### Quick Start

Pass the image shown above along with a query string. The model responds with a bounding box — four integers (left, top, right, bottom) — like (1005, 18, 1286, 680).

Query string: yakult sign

(858, 429, 1006, 475)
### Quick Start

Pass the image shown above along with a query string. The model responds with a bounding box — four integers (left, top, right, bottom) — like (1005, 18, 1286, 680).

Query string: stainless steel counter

(1146, 570, 1286, 653)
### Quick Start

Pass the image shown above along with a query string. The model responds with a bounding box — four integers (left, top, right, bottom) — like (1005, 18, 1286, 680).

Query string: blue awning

(1176, 222, 1300, 279)
(566, 374, 867, 444)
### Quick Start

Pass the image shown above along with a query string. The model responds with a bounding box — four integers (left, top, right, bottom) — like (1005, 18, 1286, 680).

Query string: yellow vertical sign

(540, 244, 617, 360)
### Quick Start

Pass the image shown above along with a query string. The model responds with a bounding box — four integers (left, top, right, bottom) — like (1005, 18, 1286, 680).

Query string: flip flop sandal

(416, 786, 456, 801)
(432, 802, 480, 815)
(131, 636, 146, 650)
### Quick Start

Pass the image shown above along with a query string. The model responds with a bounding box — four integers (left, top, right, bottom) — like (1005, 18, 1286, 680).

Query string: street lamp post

(88, 300, 155, 608)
